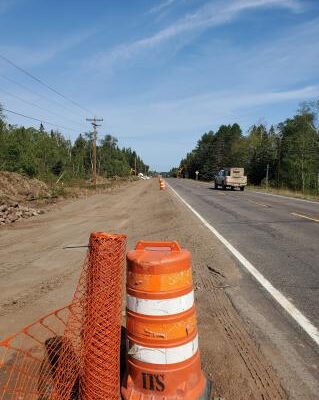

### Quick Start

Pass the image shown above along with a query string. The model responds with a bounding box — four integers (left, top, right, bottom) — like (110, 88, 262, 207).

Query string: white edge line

(168, 183, 319, 346)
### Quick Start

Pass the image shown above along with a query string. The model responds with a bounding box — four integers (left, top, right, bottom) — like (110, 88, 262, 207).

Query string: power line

(0, 53, 93, 115)
(3, 107, 82, 133)
(0, 87, 87, 129)
(0, 73, 88, 120)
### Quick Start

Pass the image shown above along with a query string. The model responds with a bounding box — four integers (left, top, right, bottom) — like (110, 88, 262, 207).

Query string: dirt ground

(0, 179, 287, 399)
(0, 171, 50, 203)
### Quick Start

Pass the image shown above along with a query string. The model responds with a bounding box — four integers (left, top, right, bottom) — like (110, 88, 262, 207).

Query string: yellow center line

(248, 199, 270, 208)
(291, 212, 319, 223)
(217, 192, 226, 195)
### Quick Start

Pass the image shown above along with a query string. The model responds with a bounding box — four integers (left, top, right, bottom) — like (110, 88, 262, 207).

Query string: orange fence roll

(121, 241, 211, 400)
(82, 232, 127, 400)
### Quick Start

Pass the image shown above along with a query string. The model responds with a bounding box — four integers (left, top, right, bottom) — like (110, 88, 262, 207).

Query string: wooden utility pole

(266, 163, 269, 191)
(86, 116, 103, 188)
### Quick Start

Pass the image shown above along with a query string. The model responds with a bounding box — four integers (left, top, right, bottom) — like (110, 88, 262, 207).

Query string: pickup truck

(214, 168, 247, 191)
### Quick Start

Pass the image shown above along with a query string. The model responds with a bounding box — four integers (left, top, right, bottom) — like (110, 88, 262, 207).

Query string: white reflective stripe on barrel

(127, 290, 194, 316)
(128, 335, 198, 364)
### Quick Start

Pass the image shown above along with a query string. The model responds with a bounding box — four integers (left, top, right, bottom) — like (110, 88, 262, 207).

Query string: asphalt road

(168, 178, 319, 335)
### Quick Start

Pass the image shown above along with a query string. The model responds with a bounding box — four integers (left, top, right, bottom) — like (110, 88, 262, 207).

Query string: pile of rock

(0, 203, 44, 225)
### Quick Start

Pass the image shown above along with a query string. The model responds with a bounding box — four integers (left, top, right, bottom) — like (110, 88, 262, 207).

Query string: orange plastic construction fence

(0, 232, 127, 400)
(0, 304, 86, 400)
(81, 232, 127, 400)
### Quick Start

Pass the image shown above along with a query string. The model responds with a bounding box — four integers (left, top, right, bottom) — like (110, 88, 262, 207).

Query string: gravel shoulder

(0, 178, 308, 399)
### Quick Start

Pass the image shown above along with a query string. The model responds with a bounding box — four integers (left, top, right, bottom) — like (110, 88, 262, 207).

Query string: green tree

(174, 101, 319, 194)
(0, 103, 149, 182)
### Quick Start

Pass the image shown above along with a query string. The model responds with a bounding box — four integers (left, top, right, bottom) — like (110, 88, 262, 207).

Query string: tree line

(171, 102, 319, 194)
(0, 106, 149, 182)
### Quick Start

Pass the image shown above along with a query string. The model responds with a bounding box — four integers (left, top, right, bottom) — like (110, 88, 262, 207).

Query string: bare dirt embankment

(0, 171, 50, 202)
(0, 178, 286, 399)
(0, 171, 50, 225)
(0, 171, 135, 225)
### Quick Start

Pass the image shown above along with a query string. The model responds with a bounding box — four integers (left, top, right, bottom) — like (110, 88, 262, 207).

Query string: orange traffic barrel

(159, 179, 166, 190)
(121, 241, 211, 399)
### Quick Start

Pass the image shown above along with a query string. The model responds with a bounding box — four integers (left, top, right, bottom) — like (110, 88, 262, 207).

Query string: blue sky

(0, 0, 318, 171)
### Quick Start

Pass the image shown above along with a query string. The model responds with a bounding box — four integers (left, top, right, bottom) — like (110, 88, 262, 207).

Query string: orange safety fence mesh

(0, 232, 127, 400)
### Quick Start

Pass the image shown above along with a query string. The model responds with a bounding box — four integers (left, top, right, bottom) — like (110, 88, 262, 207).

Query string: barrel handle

(135, 241, 181, 252)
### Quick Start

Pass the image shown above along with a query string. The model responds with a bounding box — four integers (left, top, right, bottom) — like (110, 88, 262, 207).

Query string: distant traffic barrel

(159, 179, 166, 190)
(121, 241, 211, 399)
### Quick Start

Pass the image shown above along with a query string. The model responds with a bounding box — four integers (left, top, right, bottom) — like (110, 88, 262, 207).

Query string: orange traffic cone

(159, 179, 166, 190)
(121, 241, 211, 399)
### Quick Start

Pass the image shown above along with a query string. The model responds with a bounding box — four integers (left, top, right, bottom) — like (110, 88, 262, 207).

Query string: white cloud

(99, 85, 319, 141)
(0, 28, 98, 68)
(228, 17, 319, 90)
(98, 84, 318, 170)
(148, 0, 177, 15)
(221, 0, 303, 14)
(94, 0, 304, 70)
(165, 85, 319, 112)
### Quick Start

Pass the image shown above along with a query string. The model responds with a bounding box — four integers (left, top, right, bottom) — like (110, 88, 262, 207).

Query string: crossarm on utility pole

(86, 116, 103, 188)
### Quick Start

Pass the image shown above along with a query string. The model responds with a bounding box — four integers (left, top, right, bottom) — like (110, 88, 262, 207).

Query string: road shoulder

(1, 179, 317, 398)
(167, 178, 319, 399)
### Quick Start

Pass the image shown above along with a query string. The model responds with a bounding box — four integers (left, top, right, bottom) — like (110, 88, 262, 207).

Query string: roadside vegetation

(0, 105, 149, 186)
(171, 102, 319, 196)
(246, 185, 319, 202)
